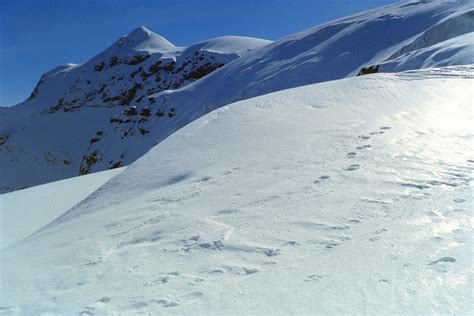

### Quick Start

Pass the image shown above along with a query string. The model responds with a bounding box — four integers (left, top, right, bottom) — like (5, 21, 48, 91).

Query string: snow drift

(0, 167, 124, 249)
(1, 65, 473, 314)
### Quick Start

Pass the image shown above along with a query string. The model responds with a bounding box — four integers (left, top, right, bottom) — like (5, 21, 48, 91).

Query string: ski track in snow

(1, 67, 473, 314)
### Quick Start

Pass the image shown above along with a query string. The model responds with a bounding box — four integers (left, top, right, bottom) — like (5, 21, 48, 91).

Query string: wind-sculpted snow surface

(150, 0, 473, 116)
(1, 66, 473, 314)
(0, 167, 124, 249)
(380, 32, 474, 71)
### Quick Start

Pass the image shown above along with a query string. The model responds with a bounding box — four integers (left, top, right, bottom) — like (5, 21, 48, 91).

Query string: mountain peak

(127, 26, 153, 40)
(113, 26, 175, 53)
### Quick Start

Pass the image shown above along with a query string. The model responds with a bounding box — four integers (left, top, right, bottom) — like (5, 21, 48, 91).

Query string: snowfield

(0, 168, 124, 250)
(380, 32, 474, 72)
(1, 66, 472, 314)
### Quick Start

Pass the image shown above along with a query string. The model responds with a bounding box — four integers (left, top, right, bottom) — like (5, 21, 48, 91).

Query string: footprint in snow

(369, 228, 387, 241)
(346, 152, 357, 158)
(199, 176, 211, 182)
(356, 144, 371, 150)
(345, 164, 360, 171)
(182, 291, 204, 300)
(242, 267, 259, 275)
(374, 228, 387, 234)
(314, 175, 330, 184)
(305, 274, 323, 282)
(429, 257, 457, 272)
(429, 257, 456, 265)
(153, 300, 179, 308)
(97, 297, 111, 303)
(281, 240, 298, 246)
(321, 237, 351, 249)
(79, 310, 94, 315)
(380, 126, 391, 130)
(219, 265, 260, 275)
(358, 135, 370, 140)
(347, 219, 361, 224)
(217, 208, 240, 215)
(399, 182, 430, 190)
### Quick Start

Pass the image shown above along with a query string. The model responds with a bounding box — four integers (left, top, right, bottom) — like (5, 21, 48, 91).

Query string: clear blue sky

(0, 0, 397, 107)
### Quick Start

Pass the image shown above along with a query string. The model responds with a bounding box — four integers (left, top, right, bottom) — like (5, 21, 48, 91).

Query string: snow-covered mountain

(144, 0, 473, 117)
(0, 28, 271, 193)
(1, 0, 473, 193)
(1, 65, 472, 314)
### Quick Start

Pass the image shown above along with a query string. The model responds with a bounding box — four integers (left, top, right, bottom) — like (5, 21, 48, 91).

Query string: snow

(183, 36, 272, 55)
(104, 26, 176, 55)
(381, 32, 474, 71)
(129, 27, 175, 52)
(388, 6, 474, 59)
(43, 63, 80, 78)
(147, 0, 474, 130)
(0, 167, 124, 250)
(1, 66, 472, 314)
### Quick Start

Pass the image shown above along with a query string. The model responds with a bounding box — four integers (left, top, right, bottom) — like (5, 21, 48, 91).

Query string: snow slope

(0, 167, 124, 249)
(1, 66, 472, 314)
(380, 32, 474, 71)
(183, 36, 271, 55)
(147, 0, 473, 111)
(0, 27, 271, 193)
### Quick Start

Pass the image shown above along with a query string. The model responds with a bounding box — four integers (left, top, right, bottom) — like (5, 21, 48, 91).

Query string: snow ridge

(2, 66, 472, 314)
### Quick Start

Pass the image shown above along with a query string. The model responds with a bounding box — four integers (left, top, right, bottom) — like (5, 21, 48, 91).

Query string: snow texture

(1, 66, 473, 314)
(0, 168, 124, 249)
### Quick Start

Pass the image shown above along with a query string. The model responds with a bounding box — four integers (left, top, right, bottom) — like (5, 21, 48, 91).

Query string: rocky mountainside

(0, 27, 271, 192)
(1, 0, 473, 193)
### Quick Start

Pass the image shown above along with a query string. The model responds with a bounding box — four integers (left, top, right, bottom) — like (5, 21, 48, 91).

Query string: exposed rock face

(357, 65, 379, 76)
